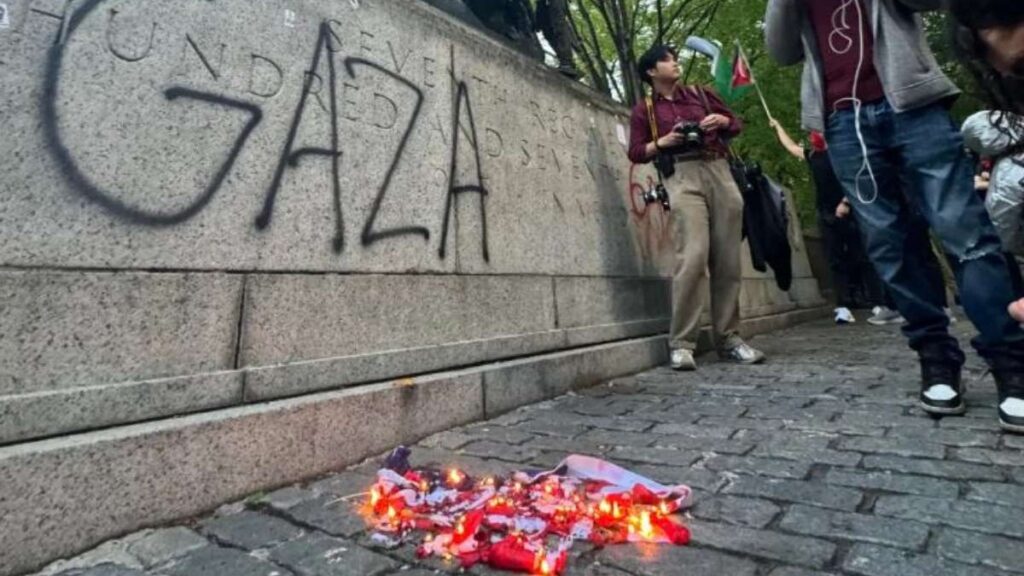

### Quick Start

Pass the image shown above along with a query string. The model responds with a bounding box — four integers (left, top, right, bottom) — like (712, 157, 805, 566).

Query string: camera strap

(644, 95, 667, 187)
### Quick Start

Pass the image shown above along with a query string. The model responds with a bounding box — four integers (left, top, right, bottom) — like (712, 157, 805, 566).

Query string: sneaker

(719, 342, 766, 365)
(919, 362, 966, 415)
(670, 348, 697, 371)
(834, 307, 856, 324)
(994, 371, 1024, 433)
(868, 306, 905, 326)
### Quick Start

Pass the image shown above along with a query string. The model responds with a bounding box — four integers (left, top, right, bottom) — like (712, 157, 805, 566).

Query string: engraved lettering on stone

(430, 112, 448, 144)
(359, 29, 373, 55)
(561, 115, 574, 139)
(386, 40, 411, 75)
(325, 19, 344, 53)
(423, 56, 437, 88)
(372, 92, 398, 129)
(28, 0, 70, 44)
(183, 33, 225, 80)
(247, 53, 284, 97)
(549, 147, 561, 171)
(484, 128, 503, 158)
(342, 81, 360, 121)
(529, 101, 545, 131)
(105, 8, 155, 62)
(304, 71, 329, 113)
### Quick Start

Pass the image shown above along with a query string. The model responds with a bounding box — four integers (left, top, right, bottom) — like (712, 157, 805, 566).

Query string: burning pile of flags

(359, 447, 693, 574)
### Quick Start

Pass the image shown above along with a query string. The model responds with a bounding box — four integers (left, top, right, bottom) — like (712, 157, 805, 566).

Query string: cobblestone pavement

(35, 319, 1024, 576)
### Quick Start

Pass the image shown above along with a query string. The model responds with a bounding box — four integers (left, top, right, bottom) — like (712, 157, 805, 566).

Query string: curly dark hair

(950, 0, 1024, 148)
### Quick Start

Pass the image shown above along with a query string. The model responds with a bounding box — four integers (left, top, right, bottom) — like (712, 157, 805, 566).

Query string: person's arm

(701, 88, 743, 138)
(627, 106, 654, 164)
(764, 0, 805, 66)
(627, 104, 684, 163)
(894, 0, 945, 12)
(769, 118, 805, 160)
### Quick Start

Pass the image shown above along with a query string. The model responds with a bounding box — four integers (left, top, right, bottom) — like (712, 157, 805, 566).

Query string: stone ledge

(0, 306, 823, 576)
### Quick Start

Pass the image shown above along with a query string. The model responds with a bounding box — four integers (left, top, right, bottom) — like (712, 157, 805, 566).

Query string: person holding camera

(627, 44, 765, 371)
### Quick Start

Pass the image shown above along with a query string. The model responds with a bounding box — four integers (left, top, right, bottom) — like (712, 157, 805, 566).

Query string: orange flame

(640, 510, 654, 539)
(533, 549, 550, 575)
(370, 487, 381, 507)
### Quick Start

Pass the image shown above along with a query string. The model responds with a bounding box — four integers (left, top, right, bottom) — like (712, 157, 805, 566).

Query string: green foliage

(558, 1, 988, 232)
(568, 0, 725, 105)
(695, 0, 819, 231)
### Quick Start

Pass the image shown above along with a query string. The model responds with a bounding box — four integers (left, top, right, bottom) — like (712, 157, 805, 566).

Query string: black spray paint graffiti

(439, 44, 489, 262)
(345, 57, 431, 249)
(42, 0, 490, 261)
(256, 21, 346, 251)
(42, 0, 264, 226)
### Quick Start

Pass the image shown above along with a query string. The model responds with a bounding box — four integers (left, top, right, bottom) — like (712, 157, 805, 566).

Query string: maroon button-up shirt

(627, 85, 742, 164)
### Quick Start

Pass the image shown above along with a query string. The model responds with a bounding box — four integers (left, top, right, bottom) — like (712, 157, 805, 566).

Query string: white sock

(1001, 397, 1024, 418)
(923, 384, 957, 401)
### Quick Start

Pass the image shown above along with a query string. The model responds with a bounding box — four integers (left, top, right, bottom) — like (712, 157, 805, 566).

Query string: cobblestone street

(38, 319, 1024, 576)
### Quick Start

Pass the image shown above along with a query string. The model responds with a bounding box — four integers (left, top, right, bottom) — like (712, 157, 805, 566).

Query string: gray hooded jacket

(764, 0, 960, 132)
(962, 112, 1024, 258)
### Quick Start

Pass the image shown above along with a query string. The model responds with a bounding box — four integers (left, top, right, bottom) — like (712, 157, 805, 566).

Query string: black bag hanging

(734, 160, 793, 292)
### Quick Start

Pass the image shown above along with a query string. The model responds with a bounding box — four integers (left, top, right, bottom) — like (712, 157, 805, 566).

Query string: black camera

(673, 122, 706, 150)
(641, 183, 670, 211)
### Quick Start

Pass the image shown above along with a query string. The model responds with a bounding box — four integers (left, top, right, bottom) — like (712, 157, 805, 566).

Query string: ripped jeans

(827, 99, 1024, 370)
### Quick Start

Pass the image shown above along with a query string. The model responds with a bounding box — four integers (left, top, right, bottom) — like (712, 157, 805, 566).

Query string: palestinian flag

(714, 46, 754, 104)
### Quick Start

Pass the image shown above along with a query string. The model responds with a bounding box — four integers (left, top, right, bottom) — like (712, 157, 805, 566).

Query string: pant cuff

(716, 333, 744, 351)
(669, 341, 697, 352)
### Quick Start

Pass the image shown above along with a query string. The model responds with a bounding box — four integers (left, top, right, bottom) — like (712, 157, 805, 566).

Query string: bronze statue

(536, 0, 578, 77)
(423, 0, 579, 77)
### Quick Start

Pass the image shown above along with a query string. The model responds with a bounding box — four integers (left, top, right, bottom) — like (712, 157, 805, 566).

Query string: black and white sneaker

(994, 371, 1024, 433)
(919, 362, 966, 415)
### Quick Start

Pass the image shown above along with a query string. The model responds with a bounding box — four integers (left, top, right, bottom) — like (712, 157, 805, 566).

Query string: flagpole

(736, 40, 774, 121)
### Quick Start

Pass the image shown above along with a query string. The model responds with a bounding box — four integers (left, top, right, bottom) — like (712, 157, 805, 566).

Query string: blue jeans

(826, 100, 1024, 369)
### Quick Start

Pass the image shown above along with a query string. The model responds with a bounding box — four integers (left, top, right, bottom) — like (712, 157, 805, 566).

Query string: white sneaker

(834, 307, 856, 324)
(868, 306, 905, 326)
(718, 342, 766, 365)
(670, 349, 697, 371)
